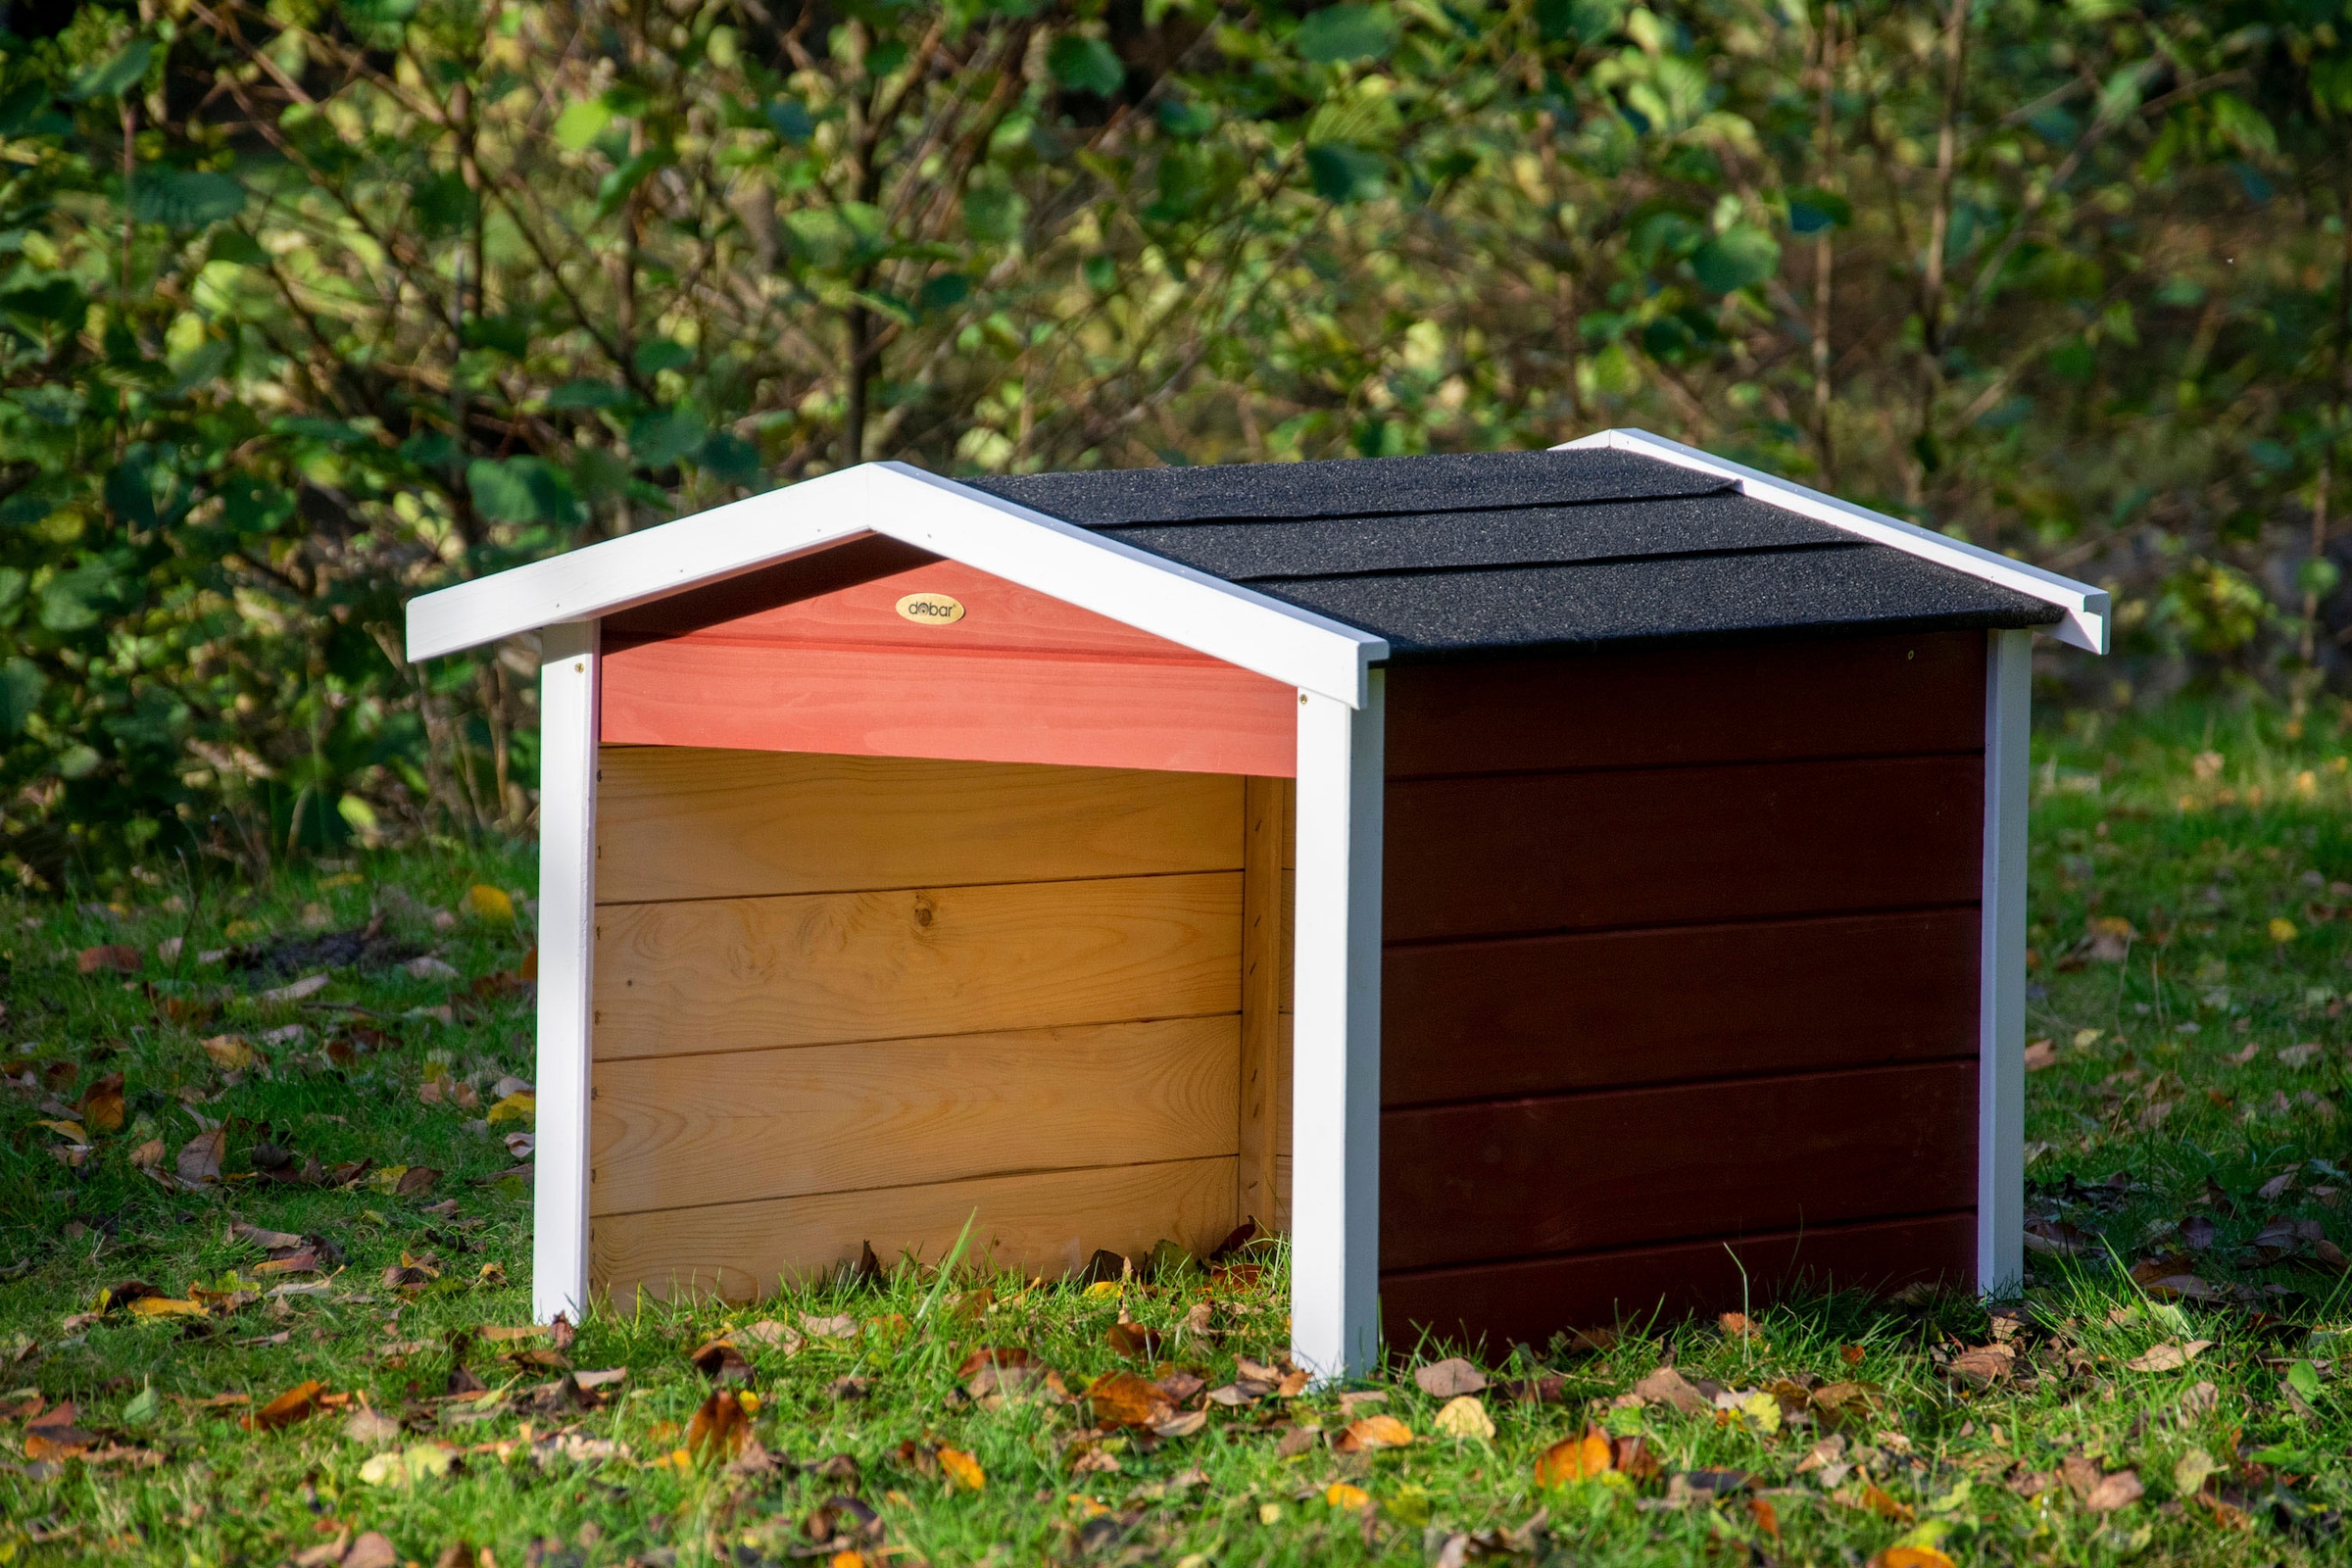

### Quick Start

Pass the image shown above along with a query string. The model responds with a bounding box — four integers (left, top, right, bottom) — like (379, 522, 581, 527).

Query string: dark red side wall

(1379, 631, 1985, 1350)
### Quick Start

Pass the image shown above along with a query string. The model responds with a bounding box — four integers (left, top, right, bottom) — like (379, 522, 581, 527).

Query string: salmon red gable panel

(598, 537, 1298, 776)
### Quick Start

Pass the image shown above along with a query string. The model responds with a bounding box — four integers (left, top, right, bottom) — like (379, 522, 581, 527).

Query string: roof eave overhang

(1557, 428, 2112, 654)
(403, 462, 1388, 709)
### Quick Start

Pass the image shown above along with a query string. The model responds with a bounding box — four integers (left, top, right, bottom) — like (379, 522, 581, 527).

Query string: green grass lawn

(6, 699, 2352, 1567)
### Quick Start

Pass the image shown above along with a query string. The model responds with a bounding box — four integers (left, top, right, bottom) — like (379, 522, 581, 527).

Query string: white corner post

(1978, 630, 2032, 1296)
(1289, 672, 1384, 1380)
(535, 619, 600, 1324)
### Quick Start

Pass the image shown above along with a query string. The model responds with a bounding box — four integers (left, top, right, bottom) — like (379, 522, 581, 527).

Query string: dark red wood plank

(1379, 1060, 1977, 1272)
(1383, 754, 1984, 944)
(1382, 1211, 1977, 1353)
(1383, 909, 1980, 1107)
(1384, 630, 1985, 779)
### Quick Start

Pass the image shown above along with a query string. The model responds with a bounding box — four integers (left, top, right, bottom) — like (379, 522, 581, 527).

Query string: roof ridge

(1082, 480, 1740, 531)
(1230, 538, 1867, 587)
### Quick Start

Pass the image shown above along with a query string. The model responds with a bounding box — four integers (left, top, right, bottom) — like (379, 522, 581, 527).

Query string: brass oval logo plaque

(895, 591, 966, 625)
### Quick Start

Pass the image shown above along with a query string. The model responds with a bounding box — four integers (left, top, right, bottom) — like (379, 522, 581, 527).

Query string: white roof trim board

(406, 461, 1389, 708)
(405, 428, 2107, 703)
(1557, 429, 2110, 654)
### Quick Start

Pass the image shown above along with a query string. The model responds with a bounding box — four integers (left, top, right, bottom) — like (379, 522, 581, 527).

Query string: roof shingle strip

(1250, 545, 2063, 658)
(963, 447, 1733, 527)
(1094, 493, 1845, 581)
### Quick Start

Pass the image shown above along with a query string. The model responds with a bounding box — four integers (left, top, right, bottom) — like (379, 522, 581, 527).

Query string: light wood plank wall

(590, 746, 1294, 1303)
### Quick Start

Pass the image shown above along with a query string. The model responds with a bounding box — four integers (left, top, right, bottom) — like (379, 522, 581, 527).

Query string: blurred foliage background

(1, 0, 2350, 883)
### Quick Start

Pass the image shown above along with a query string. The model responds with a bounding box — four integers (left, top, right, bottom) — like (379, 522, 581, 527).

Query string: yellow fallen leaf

(368, 1165, 411, 1195)
(465, 884, 515, 923)
(939, 1446, 985, 1491)
(2272, 917, 2299, 944)
(127, 1298, 207, 1318)
(486, 1092, 536, 1125)
(1869, 1547, 1956, 1568)
(1432, 1395, 1494, 1441)
(201, 1035, 255, 1072)
(1339, 1414, 1412, 1450)
(1325, 1482, 1370, 1510)
(1083, 1281, 1122, 1298)
(359, 1444, 456, 1486)
(35, 1119, 86, 1142)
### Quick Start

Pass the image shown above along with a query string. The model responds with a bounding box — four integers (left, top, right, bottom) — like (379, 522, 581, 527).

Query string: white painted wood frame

(533, 619, 600, 1324)
(406, 464, 1387, 710)
(1288, 675, 1386, 1379)
(1557, 429, 2111, 655)
(1977, 629, 2033, 1296)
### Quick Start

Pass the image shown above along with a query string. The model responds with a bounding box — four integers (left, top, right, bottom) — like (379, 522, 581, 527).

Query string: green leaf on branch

(0, 659, 45, 737)
(1690, 226, 1779, 293)
(67, 39, 155, 103)
(628, 407, 710, 469)
(555, 98, 612, 151)
(1306, 143, 1386, 204)
(1049, 36, 1125, 98)
(596, 149, 675, 218)
(1297, 4, 1396, 64)
(633, 339, 693, 376)
(763, 97, 814, 143)
(468, 457, 585, 525)
(1787, 188, 1851, 234)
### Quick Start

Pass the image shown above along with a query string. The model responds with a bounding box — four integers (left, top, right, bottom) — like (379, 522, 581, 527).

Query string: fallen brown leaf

(243, 1380, 327, 1432)
(1945, 1343, 2016, 1390)
(176, 1127, 225, 1186)
(691, 1338, 751, 1385)
(2024, 1039, 2058, 1071)
(1414, 1357, 1488, 1397)
(1087, 1371, 1173, 1429)
(2125, 1340, 2212, 1372)
(1632, 1365, 1713, 1414)
(1859, 1482, 1912, 1521)
(2084, 1469, 2144, 1511)
(78, 945, 140, 975)
(78, 1072, 124, 1134)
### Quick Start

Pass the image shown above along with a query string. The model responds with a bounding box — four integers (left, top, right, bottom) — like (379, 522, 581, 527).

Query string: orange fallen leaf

(1337, 1414, 1412, 1451)
(1535, 1427, 1613, 1485)
(687, 1389, 749, 1463)
(243, 1380, 327, 1432)
(1747, 1496, 1780, 1540)
(1325, 1482, 1370, 1510)
(1859, 1483, 1912, 1521)
(938, 1446, 985, 1491)
(1087, 1371, 1174, 1429)
(78, 1072, 124, 1134)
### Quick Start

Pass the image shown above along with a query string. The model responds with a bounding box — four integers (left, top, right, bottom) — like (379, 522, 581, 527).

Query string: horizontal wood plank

(591, 1017, 1240, 1216)
(1382, 1211, 1977, 1351)
(1384, 755, 1984, 943)
(602, 639, 1297, 777)
(597, 748, 1242, 905)
(594, 872, 1243, 1059)
(1382, 909, 1981, 1106)
(593, 1156, 1239, 1302)
(1380, 1060, 1977, 1272)
(1384, 631, 1985, 779)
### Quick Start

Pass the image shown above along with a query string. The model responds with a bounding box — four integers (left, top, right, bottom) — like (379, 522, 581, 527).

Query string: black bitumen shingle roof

(964, 448, 2061, 659)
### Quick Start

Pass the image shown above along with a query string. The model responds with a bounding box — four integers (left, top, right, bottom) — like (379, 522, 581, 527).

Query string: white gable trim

(404, 462, 1389, 708)
(1558, 428, 2110, 654)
